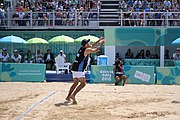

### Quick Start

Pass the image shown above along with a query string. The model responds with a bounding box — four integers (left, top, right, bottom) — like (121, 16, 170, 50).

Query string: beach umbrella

(0, 35, 27, 43)
(75, 35, 99, 43)
(26, 38, 48, 44)
(0, 35, 27, 54)
(172, 38, 180, 45)
(48, 35, 74, 43)
(26, 38, 48, 61)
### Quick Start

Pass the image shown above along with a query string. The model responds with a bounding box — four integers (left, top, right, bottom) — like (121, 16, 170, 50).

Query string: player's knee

(81, 81, 86, 86)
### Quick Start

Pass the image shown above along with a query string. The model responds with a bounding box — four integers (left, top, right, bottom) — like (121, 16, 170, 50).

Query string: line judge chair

(55, 56, 71, 74)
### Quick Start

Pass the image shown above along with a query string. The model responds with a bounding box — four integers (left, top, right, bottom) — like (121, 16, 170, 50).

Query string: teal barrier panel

(90, 65, 115, 83)
(90, 65, 155, 84)
(156, 67, 180, 85)
(0, 63, 46, 82)
(124, 66, 155, 84)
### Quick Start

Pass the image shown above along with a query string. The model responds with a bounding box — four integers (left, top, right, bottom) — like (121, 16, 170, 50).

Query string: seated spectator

(11, 50, 21, 63)
(44, 49, 55, 70)
(135, 49, 145, 59)
(19, 50, 25, 63)
(145, 50, 151, 59)
(0, 48, 10, 62)
(173, 48, 180, 60)
(57, 50, 66, 62)
(35, 50, 44, 63)
(125, 48, 133, 58)
(25, 50, 34, 63)
(164, 49, 171, 59)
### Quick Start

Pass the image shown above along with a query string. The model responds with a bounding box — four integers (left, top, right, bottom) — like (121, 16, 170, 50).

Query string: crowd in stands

(0, 0, 180, 26)
(118, 0, 180, 26)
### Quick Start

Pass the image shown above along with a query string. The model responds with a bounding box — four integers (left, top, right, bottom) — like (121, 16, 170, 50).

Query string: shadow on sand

(55, 101, 77, 107)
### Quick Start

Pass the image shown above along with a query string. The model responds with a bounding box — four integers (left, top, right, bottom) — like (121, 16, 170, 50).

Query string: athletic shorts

(72, 71, 85, 78)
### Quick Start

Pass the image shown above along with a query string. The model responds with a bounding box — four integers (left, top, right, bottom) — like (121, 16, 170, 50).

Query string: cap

(2, 48, 6, 51)
(60, 50, 63, 53)
(14, 50, 18, 53)
(81, 39, 90, 46)
(177, 48, 180, 51)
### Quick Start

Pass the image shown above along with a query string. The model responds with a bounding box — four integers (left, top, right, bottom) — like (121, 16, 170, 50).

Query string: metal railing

(0, 9, 180, 29)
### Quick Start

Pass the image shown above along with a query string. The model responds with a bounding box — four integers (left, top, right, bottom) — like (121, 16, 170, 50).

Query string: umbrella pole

(36, 45, 37, 63)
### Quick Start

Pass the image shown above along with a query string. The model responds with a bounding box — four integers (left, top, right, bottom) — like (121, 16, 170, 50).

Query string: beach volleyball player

(66, 36, 105, 104)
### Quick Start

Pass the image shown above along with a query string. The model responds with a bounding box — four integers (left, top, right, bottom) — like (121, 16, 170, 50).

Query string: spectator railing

(0, 9, 180, 29)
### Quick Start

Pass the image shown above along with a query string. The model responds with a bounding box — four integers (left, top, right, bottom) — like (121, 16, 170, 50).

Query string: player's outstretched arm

(85, 39, 105, 57)
(91, 36, 105, 48)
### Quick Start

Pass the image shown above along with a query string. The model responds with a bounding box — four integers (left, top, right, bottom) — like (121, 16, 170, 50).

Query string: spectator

(25, 50, 34, 63)
(135, 49, 145, 59)
(145, 50, 151, 59)
(173, 48, 180, 60)
(44, 49, 55, 70)
(19, 50, 25, 63)
(0, 3, 5, 26)
(125, 48, 133, 59)
(164, 0, 171, 10)
(11, 50, 21, 63)
(35, 50, 44, 63)
(164, 49, 171, 59)
(0, 48, 10, 62)
(57, 50, 66, 62)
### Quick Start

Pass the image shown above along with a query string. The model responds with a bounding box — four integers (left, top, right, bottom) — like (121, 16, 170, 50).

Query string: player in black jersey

(66, 36, 105, 104)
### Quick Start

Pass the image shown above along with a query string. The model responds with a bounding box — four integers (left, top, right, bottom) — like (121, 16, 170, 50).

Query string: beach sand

(0, 82, 180, 120)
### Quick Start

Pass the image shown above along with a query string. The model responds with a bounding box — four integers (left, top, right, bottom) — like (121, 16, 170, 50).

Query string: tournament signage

(90, 65, 155, 84)
(0, 63, 46, 82)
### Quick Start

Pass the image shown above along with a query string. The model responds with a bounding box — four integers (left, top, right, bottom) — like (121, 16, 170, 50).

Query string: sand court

(0, 82, 180, 120)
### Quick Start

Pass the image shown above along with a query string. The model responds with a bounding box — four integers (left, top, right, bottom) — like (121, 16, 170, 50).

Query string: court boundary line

(16, 91, 57, 120)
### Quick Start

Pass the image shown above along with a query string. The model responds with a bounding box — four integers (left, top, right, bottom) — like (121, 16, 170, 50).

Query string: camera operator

(113, 59, 127, 86)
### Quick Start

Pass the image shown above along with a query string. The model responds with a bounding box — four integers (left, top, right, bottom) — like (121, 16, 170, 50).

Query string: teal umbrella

(48, 35, 74, 43)
(0, 35, 27, 54)
(75, 35, 99, 43)
(0, 35, 27, 43)
(172, 38, 180, 45)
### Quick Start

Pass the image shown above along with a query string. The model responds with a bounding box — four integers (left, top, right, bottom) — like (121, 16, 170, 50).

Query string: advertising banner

(0, 63, 46, 82)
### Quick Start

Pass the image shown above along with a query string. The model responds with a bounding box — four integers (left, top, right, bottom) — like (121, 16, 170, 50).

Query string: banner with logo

(0, 63, 46, 82)
(90, 65, 155, 84)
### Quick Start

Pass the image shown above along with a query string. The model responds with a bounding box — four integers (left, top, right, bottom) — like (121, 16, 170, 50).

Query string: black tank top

(115, 65, 123, 75)
(72, 47, 89, 72)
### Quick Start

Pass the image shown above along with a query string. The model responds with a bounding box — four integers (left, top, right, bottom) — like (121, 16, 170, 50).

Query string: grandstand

(0, 0, 180, 29)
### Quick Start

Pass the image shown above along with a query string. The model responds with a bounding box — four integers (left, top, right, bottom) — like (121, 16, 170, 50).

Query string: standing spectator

(0, 48, 10, 62)
(44, 49, 55, 70)
(125, 48, 133, 58)
(11, 50, 21, 63)
(0, 3, 5, 26)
